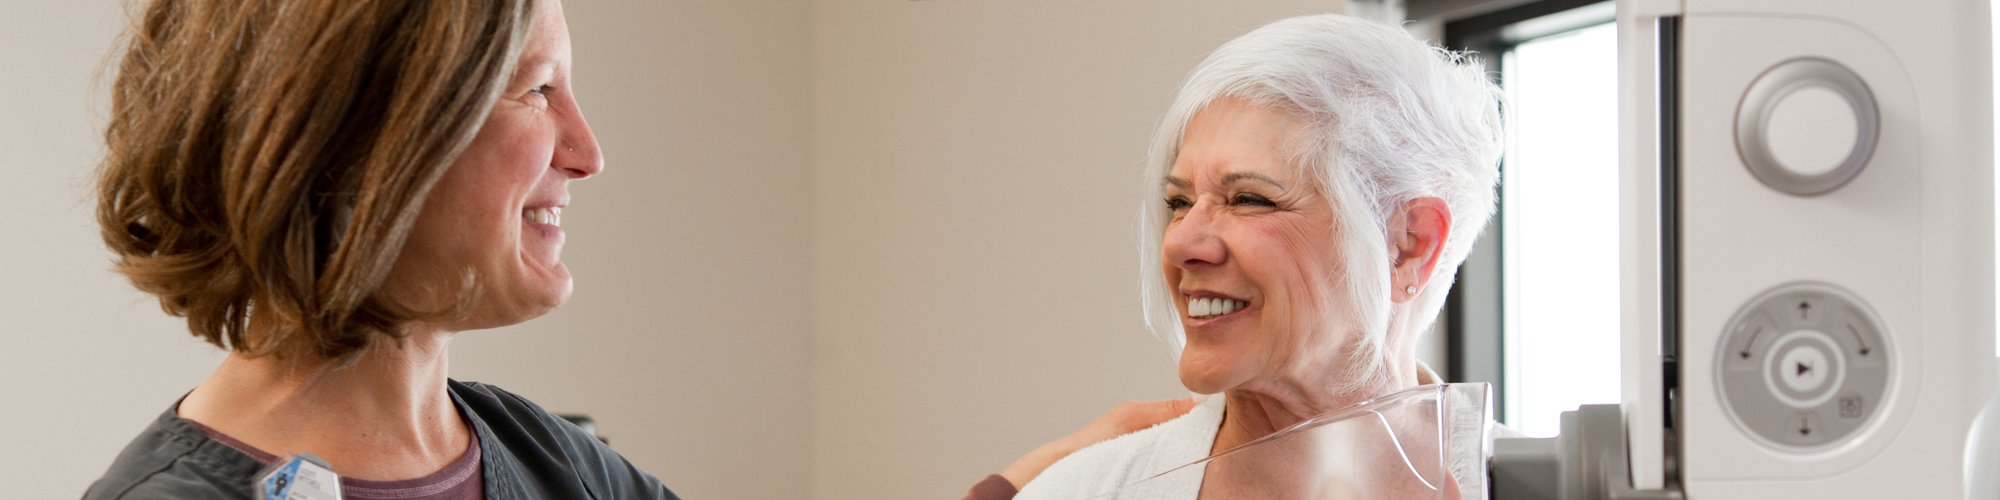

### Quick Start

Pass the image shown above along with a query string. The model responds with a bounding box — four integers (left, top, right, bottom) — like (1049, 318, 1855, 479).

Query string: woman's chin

(451, 275, 573, 331)
(1178, 354, 1253, 395)
(516, 257, 575, 308)
(1178, 376, 1226, 395)
(540, 262, 574, 301)
(517, 274, 574, 319)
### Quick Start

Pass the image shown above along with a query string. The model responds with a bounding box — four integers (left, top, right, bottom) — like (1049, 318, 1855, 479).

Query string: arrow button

(1777, 339, 1832, 394)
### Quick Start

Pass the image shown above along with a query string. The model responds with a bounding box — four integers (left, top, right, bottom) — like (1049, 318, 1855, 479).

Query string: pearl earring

(1405, 285, 1417, 295)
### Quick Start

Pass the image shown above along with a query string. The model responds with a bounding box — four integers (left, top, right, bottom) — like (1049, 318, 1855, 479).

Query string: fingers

(1123, 397, 1199, 424)
(1152, 397, 1200, 417)
(1100, 397, 1200, 434)
(1000, 397, 1203, 490)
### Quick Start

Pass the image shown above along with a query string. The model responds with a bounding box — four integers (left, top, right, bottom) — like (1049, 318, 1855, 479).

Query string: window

(1438, 0, 1621, 437)
(1497, 20, 1621, 437)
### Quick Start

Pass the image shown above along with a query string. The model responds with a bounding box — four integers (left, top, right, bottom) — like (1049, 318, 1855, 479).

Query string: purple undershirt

(182, 419, 485, 500)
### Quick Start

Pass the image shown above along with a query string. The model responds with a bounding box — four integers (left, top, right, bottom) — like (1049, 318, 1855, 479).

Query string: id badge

(257, 452, 343, 500)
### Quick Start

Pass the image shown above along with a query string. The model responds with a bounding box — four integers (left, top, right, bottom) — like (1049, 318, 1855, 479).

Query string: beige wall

(808, 1, 1343, 498)
(0, 2, 226, 495)
(3, 1, 814, 498)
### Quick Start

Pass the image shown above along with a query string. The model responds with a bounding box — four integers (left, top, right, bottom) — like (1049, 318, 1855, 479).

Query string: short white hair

(1136, 13, 1503, 390)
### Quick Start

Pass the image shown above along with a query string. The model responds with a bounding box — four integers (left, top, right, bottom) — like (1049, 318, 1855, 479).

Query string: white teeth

(523, 207, 563, 227)
(1189, 297, 1246, 318)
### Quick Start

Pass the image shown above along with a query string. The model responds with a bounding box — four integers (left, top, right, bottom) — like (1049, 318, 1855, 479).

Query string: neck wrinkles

(180, 323, 470, 481)
(1212, 348, 1422, 455)
(264, 326, 457, 443)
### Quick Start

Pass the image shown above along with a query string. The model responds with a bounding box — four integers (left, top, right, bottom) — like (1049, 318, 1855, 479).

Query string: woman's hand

(999, 398, 1200, 489)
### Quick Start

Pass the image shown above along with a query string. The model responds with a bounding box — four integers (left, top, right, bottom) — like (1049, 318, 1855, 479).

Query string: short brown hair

(98, 0, 537, 360)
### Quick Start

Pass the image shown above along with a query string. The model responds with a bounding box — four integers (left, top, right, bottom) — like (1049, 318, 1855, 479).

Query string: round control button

(1765, 86, 1858, 176)
(1735, 57, 1879, 196)
(1776, 338, 1831, 392)
(1762, 329, 1846, 408)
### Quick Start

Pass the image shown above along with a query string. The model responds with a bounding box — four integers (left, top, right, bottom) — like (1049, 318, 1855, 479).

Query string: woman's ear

(1390, 197, 1452, 303)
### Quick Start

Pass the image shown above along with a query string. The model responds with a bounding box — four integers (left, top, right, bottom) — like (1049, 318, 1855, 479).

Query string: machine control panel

(1715, 281, 1892, 451)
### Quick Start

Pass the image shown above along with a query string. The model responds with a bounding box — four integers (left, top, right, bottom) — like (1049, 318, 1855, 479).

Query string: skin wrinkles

(1162, 97, 1442, 482)
(387, 1, 602, 333)
(1115, 15, 1489, 497)
(1163, 96, 1372, 441)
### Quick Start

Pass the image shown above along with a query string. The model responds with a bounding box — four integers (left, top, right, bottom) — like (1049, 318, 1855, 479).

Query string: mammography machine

(1490, 0, 1998, 497)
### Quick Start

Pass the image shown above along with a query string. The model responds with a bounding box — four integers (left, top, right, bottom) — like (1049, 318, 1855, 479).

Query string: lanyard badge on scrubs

(257, 452, 343, 500)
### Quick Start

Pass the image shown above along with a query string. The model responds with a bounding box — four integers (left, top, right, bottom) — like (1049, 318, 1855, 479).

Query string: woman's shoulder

(445, 379, 601, 455)
(447, 379, 533, 409)
(85, 406, 261, 500)
(445, 379, 681, 500)
(447, 380, 599, 437)
(1015, 395, 1225, 499)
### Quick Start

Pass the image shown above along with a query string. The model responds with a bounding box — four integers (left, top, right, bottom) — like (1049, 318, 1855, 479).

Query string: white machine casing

(1618, 0, 1994, 497)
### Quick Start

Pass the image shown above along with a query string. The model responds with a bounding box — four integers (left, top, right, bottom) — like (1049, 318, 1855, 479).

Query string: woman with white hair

(988, 12, 1504, 499)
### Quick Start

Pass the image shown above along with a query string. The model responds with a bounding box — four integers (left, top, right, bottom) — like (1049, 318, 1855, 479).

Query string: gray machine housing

(1490, 407, 1680, 500)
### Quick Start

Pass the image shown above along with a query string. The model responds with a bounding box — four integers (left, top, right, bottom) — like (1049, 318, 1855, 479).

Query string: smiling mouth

(1188, 297, 1247, 319)
(523, 207, 563, 227)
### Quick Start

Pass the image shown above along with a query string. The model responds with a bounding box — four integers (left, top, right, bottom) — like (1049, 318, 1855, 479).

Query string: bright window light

(1500, 21, 1623, 437)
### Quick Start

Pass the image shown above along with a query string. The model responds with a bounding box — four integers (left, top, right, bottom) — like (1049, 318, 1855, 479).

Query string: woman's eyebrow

(1221, 171, 1284, 188)
(1162, 172, 1285, 189)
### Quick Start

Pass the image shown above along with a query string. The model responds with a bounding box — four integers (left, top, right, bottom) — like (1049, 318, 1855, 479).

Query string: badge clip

(257, 452, 342, 500)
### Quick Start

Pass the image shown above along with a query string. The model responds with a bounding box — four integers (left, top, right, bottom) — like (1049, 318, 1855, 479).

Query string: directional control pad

(1717, 282, 1891, 451)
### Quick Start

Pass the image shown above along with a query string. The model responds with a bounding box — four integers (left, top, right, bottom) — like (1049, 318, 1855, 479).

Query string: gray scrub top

(84, 380, 679, 500)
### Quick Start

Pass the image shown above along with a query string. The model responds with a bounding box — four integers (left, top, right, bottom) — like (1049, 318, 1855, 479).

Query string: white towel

(1016, 364, 1510, 499)
(1015, 395, 1226, 500)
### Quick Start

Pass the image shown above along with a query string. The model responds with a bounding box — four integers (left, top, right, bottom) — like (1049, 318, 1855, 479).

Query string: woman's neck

(1210, 351, 1420, 455)
(176, 327, 470, 481)
(1200, 357, 1450, 499)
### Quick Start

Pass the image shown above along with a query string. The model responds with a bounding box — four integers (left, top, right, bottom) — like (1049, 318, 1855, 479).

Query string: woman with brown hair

(81, 0, 1189, 497)
(83, 0, 674, 497)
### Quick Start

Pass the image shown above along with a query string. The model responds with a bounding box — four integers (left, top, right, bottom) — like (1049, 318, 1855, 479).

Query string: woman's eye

(1232, 193, 1276, 207)
(1164, 196, 1193, 212)
(527, 84, 554, 98)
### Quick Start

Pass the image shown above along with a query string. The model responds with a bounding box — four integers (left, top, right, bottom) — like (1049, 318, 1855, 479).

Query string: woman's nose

(1162, 202, 1226, 268)
(554, 107, 604, 179)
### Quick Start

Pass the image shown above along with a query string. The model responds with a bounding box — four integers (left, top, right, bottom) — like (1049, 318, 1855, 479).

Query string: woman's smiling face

(1161, 96, 1352, 395)
(390, 1, 603, 331)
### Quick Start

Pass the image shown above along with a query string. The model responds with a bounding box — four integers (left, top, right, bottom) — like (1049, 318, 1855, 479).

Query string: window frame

(1424, 0, 1615, 426)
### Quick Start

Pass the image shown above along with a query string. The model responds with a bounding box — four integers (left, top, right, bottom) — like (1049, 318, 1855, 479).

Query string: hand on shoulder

(999, 398, 1199, 489)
